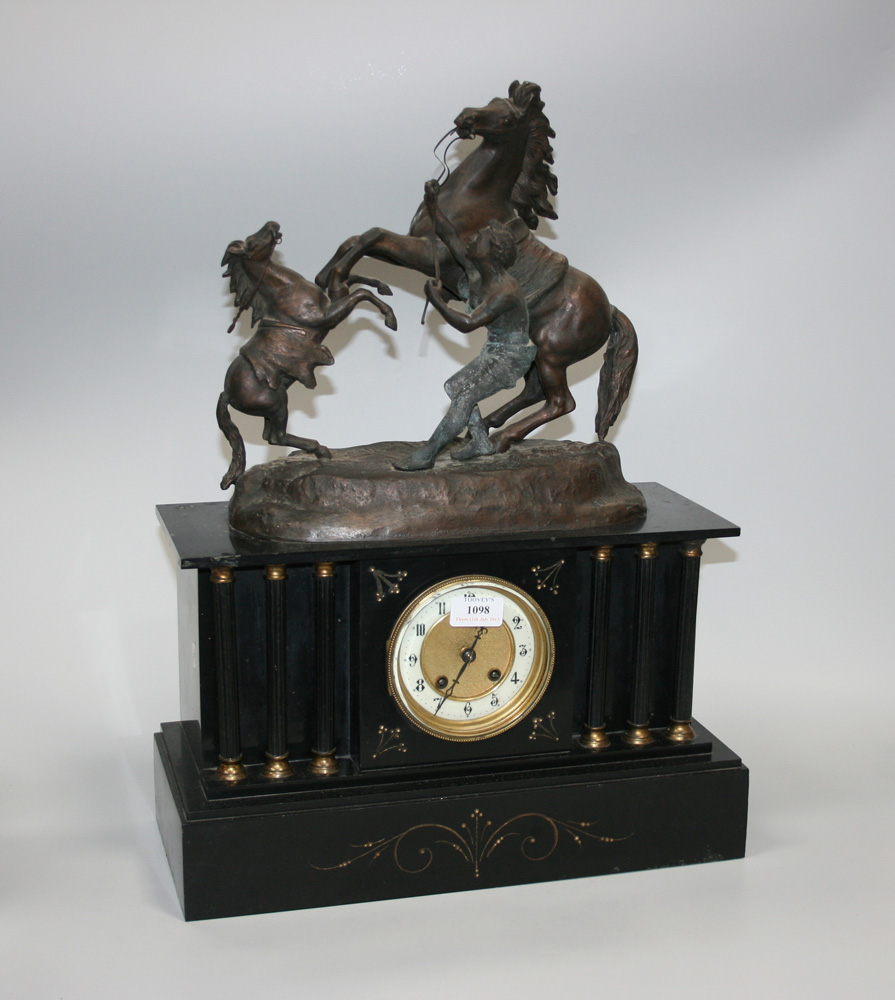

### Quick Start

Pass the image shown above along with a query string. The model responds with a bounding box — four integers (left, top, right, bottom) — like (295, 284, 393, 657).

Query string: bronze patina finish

(229, 439, 645, 543)
(395, 181, 535, 471)
(217, 222, 397, 489)
(317, 81, 638, 451)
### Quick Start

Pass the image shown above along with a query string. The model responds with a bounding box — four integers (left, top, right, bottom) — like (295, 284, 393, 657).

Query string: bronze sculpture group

(218, 81, 638, 489)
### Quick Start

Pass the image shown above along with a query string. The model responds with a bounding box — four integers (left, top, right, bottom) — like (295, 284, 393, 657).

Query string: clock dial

(386, 576, 554, 741)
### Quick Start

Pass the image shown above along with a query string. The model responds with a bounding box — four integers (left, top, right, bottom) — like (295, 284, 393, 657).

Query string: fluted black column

(309, 562, 338, 776)
(624, 542, 658, 745)
(211, 566, 246, 781)
(581, 545, 613, 750)
(262, 564, 293, 777)
(666, 541, 704, 741)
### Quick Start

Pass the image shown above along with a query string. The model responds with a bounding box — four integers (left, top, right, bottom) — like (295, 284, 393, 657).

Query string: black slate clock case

(155, 484, 748, 920)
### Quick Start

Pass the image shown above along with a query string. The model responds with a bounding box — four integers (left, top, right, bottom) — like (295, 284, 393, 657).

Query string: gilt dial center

(421, 619, 513, 701)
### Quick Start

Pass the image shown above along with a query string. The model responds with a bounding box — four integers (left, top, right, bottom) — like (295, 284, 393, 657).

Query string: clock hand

(434, 626, 487, 715)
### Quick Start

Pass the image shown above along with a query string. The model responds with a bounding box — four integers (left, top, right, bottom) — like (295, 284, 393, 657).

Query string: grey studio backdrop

(1, 2, 892, 997)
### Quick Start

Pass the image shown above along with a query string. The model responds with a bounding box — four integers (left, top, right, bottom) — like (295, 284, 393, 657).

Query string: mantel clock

(154, 485, 747, 920)
(154, 80, 747, 920)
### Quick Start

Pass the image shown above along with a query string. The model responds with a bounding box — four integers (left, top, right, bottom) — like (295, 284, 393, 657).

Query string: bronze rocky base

(229, 439, 646, 543)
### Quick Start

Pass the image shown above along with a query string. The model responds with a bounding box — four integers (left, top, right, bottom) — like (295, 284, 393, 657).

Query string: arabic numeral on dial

(512, 615, 523, 629)
(415, 623, 426, 637)
(490, 693, 499, 707)
(415, 678, 425, 692)
(437, 601, 447, 615)
(511, 671, 522, 685)
(519, 644, 528, 657)
(463, 702, 473, 716)
(407, 653, 418, 666)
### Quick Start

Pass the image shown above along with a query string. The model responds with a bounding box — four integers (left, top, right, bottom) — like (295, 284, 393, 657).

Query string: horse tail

(596, 306, 638, 441)
(216, 391, 246, 490)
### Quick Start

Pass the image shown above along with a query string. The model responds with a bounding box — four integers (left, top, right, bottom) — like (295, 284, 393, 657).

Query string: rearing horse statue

(316, 80, 637, 450)
(218, 221, 397, 489)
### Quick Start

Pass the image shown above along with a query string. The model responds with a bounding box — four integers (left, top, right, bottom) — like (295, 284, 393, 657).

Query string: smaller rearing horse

(217, 221, 397, 489)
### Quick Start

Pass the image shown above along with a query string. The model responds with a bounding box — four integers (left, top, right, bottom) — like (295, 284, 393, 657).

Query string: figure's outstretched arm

(424, 180, 471, 275)
(424, 279, 506, 333)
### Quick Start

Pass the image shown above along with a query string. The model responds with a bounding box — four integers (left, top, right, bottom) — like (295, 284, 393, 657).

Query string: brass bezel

(386, 575, 555, 742)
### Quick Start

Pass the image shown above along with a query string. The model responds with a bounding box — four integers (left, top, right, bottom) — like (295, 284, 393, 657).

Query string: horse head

(454, 81, 545, 142)
(452, 82, 557, 230)
(221, 221, 282, 268)
(222, 221, 284, 330)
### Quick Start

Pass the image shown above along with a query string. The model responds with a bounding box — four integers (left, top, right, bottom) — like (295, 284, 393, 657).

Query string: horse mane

(222, 249, 268, 327)
(508, 81, 558, 230)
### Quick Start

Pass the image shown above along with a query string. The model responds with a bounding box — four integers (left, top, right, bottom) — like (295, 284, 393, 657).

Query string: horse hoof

(316, 447, 332, 460)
